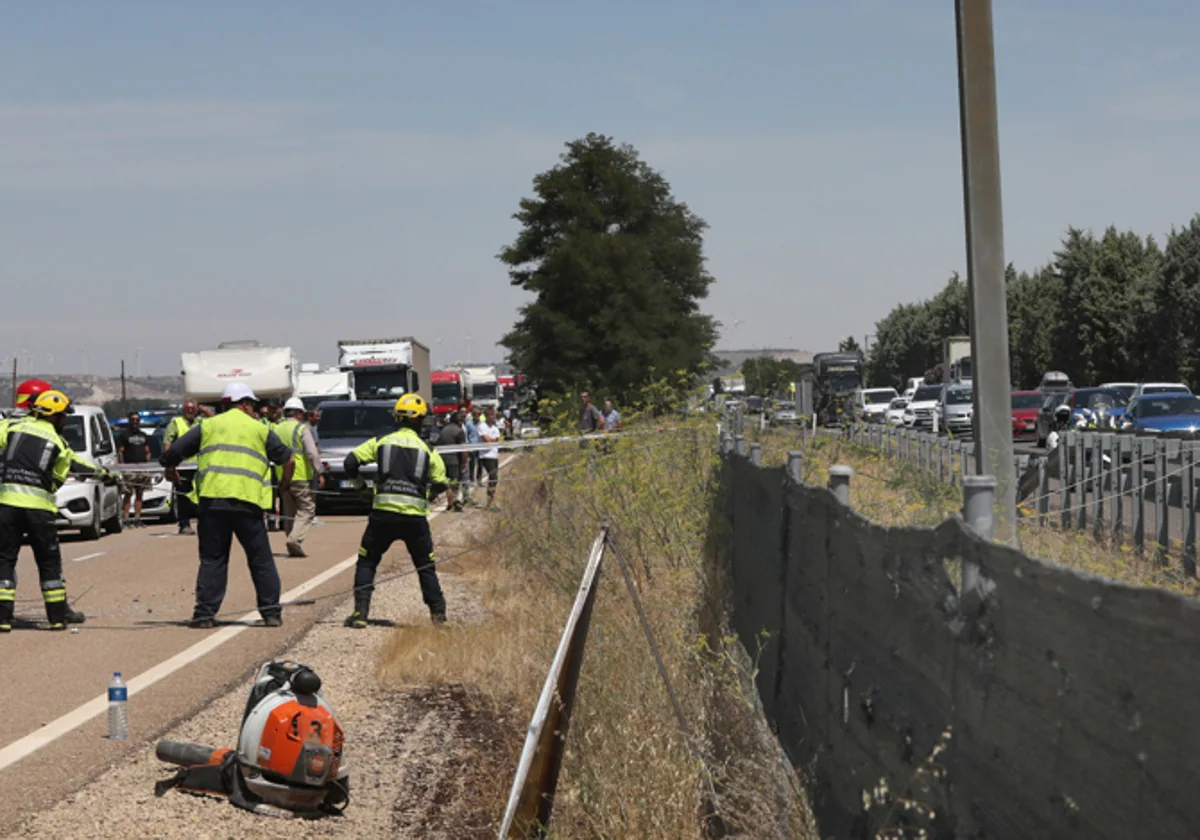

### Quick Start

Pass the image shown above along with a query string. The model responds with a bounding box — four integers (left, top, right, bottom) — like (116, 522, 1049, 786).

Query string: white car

(1132, 382, 1192, 399)
(902, 384, 943, 431)
(858, 387, 899, 423)
(885, 397, 909, 426)
(55, 406, 123, 540)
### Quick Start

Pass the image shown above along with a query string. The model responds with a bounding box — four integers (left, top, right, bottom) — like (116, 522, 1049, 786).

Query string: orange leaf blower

(154, 660, 350, 818)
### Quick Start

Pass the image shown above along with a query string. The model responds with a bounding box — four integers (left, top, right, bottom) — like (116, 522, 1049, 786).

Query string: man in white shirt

(476, 407, 502, 509)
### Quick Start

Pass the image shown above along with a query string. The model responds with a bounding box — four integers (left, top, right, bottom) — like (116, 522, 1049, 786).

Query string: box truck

(180, 340, 298, 403)
(336, 337, 431, 404)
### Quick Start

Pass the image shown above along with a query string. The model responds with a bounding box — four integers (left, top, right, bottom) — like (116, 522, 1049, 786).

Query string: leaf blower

(154, 660, 350, 818)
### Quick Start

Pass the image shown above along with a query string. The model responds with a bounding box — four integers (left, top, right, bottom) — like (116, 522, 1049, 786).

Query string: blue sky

(3, 1, 1199, 376)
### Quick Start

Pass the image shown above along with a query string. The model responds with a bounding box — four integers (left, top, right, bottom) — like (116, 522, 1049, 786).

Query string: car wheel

(80, 492, 103, 541)
(103, 503, 123, 535)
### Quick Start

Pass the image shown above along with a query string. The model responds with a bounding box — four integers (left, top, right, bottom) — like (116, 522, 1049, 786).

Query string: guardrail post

(1113, 436, 1127, 544)
(1155, 436, 1168, 566)
(1184, 443, 1197, 577)
(828, 466, 853, 506)
(961, 474, 996, 595)
(1091, 433, 1104, 539)
(735, 435, 747, 458)
(787, 451, 804, 485)
(1133, 437, 1147, 556)
(1059, 433, 1072, 530)
(1075, 432, 1088, 531)
(1036, 455, 1049, 526)
(748, 443, 762, 466)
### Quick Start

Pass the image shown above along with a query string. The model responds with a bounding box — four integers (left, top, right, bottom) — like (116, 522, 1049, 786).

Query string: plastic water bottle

(108, 672, 129, 740)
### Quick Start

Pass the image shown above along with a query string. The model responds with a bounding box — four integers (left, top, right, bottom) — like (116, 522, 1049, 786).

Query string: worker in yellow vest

(275, 397, 325, 557)
(342, 394, 448, 628)
(162, 399, 201, 535)
(160, 383, 294, 629)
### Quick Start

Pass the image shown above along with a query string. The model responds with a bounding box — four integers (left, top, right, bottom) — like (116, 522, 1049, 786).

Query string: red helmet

(15, 378, 53, 409)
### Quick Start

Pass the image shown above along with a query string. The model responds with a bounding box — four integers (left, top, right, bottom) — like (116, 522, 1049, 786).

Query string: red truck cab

(431, 369, 468, 416)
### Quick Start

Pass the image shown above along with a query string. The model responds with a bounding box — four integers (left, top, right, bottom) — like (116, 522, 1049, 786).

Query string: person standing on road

(476, 407, 502, 509)
(579, 391, 605, 433)
(601, 399, 622, 432)
(274, 397, 325, 557)
(0, 391, 106, 631)
(436, 410, 467, 512)
(342, 394, 449, 628)
(160, 382, 294, 630)
(163, 400, 201, 535)
(117, 412, 152, 528)
(463, 406, 481, 505)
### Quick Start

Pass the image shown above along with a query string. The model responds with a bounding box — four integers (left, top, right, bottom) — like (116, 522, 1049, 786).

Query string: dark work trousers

(355, 511, 445, 614)
(468, 452, 481, 485)
(0, 505, 67, 624)
(173, 467, 198, 528)
(194, 502, 281, 621)
(479, 457, 499, 499)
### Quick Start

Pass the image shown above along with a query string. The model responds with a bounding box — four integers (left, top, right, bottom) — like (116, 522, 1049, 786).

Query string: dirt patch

(390, 684, 522, 839)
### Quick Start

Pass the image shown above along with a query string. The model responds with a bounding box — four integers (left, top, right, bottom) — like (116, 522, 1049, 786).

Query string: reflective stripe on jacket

(350, 427, 446, 516)
(273, 417, 312, 482)
(195, 409, 273, 508)
(0, 417, 74, 513)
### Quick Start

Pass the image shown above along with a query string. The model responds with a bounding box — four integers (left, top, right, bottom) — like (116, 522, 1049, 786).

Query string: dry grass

(379, 422, 819, 839)
(750, 427, 1200, 598)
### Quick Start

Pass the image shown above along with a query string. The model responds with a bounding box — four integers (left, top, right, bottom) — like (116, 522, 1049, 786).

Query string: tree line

(866, 216, 1200, 391)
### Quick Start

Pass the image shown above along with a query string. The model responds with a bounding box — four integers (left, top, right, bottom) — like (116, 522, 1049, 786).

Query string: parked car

(770, 408, 799, 426)
(1038, 371, 1074, 395)
(1132, 382, 1193, 399)
(1120, 393, 1200, 437)
(857, 387, 899, 423)
(314, 400, 401, 513)
(902, 384, 943, 430)
(885, 397, 909, 426)
(1010, 390, 1043, 441)
(136, 428, 176, 523)
(56, 405, 123, 540)
(1035, 386, 1128, 443)
(938, 383, 973, 437)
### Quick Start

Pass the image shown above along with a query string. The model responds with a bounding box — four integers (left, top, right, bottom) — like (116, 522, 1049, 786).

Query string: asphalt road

(0, 505, 470, 827)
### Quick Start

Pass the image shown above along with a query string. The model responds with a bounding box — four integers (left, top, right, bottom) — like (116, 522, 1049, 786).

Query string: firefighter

(160, 382, 295, 630)
(343, 393, 448, 628)
(0, 378, 53, 436)
(163, 399, 201, 535)
(0, 390, 105, 631)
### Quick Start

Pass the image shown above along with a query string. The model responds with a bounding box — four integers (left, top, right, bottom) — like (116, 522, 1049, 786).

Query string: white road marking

(0, 454, 514, 773)
(70, 552, 106, 563)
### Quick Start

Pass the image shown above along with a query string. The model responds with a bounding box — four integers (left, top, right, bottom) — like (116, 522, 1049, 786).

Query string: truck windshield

(432, 381, 462, 405)
(301, 395, 347, 410)
(821, 374, 861, 393)
(317, 406, 400, 439)
(353, 370, 409, 399)
(62, 416, 87, 452)
(473, 383, 498, 400)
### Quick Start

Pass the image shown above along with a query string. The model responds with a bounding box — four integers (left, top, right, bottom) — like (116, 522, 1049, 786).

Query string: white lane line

(0, 454, 514, 774)
(71, 552, 106, 563)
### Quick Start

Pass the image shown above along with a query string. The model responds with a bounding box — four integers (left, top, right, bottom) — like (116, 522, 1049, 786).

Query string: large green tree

(499, 133, 718, 401)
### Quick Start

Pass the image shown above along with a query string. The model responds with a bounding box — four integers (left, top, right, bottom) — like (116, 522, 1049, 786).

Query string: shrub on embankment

(380, 419, 818, 838)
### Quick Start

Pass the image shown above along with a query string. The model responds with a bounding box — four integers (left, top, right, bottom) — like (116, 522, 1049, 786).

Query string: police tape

(104, 428, 663, 474)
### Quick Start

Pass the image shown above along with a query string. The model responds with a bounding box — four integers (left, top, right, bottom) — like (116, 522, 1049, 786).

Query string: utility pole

(955, 0, 1016, 544)
(9, 358, 16, 408)
(121, 360, 128, 416)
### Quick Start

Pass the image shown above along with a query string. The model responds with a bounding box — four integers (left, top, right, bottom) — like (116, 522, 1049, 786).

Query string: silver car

(939, 384, 974, 437)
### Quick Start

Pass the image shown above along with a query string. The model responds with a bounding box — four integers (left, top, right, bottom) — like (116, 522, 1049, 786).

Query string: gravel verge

(4, 513, 500, 840)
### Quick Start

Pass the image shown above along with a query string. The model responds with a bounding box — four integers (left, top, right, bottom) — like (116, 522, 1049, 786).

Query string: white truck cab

(55, 405, 123, 540)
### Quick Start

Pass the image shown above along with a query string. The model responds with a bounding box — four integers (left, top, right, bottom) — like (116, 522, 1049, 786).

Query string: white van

(55, 405, 123, 540)
(857, 387, 900, 423)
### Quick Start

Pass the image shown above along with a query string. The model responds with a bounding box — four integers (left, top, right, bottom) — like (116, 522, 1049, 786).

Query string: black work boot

(0, 580, 14, 632)
(430, 610, 447, 626)
(344, 594, 370, 629)
(45, 599, 71, 631)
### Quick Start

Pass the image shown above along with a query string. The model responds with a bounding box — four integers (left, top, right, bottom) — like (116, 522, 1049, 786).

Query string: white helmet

(283, 397, 305, 412)
(221, 382, 258, 403)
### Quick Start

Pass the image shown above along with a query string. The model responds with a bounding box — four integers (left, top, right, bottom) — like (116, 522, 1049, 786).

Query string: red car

(1011, 390, 1043, 441)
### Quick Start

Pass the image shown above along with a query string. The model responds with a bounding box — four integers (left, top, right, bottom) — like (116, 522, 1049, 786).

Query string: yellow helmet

(31, 390, 73, 417)
(393, 393, 428, 420)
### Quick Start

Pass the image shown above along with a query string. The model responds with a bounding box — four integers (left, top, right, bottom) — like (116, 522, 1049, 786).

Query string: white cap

(283, 397, 305, 412)
(221, 382, 258, 403)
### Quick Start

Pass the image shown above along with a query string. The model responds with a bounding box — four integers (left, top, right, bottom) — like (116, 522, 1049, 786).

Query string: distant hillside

(0, 375, 182, 408)
(712, 349, 813, 375)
